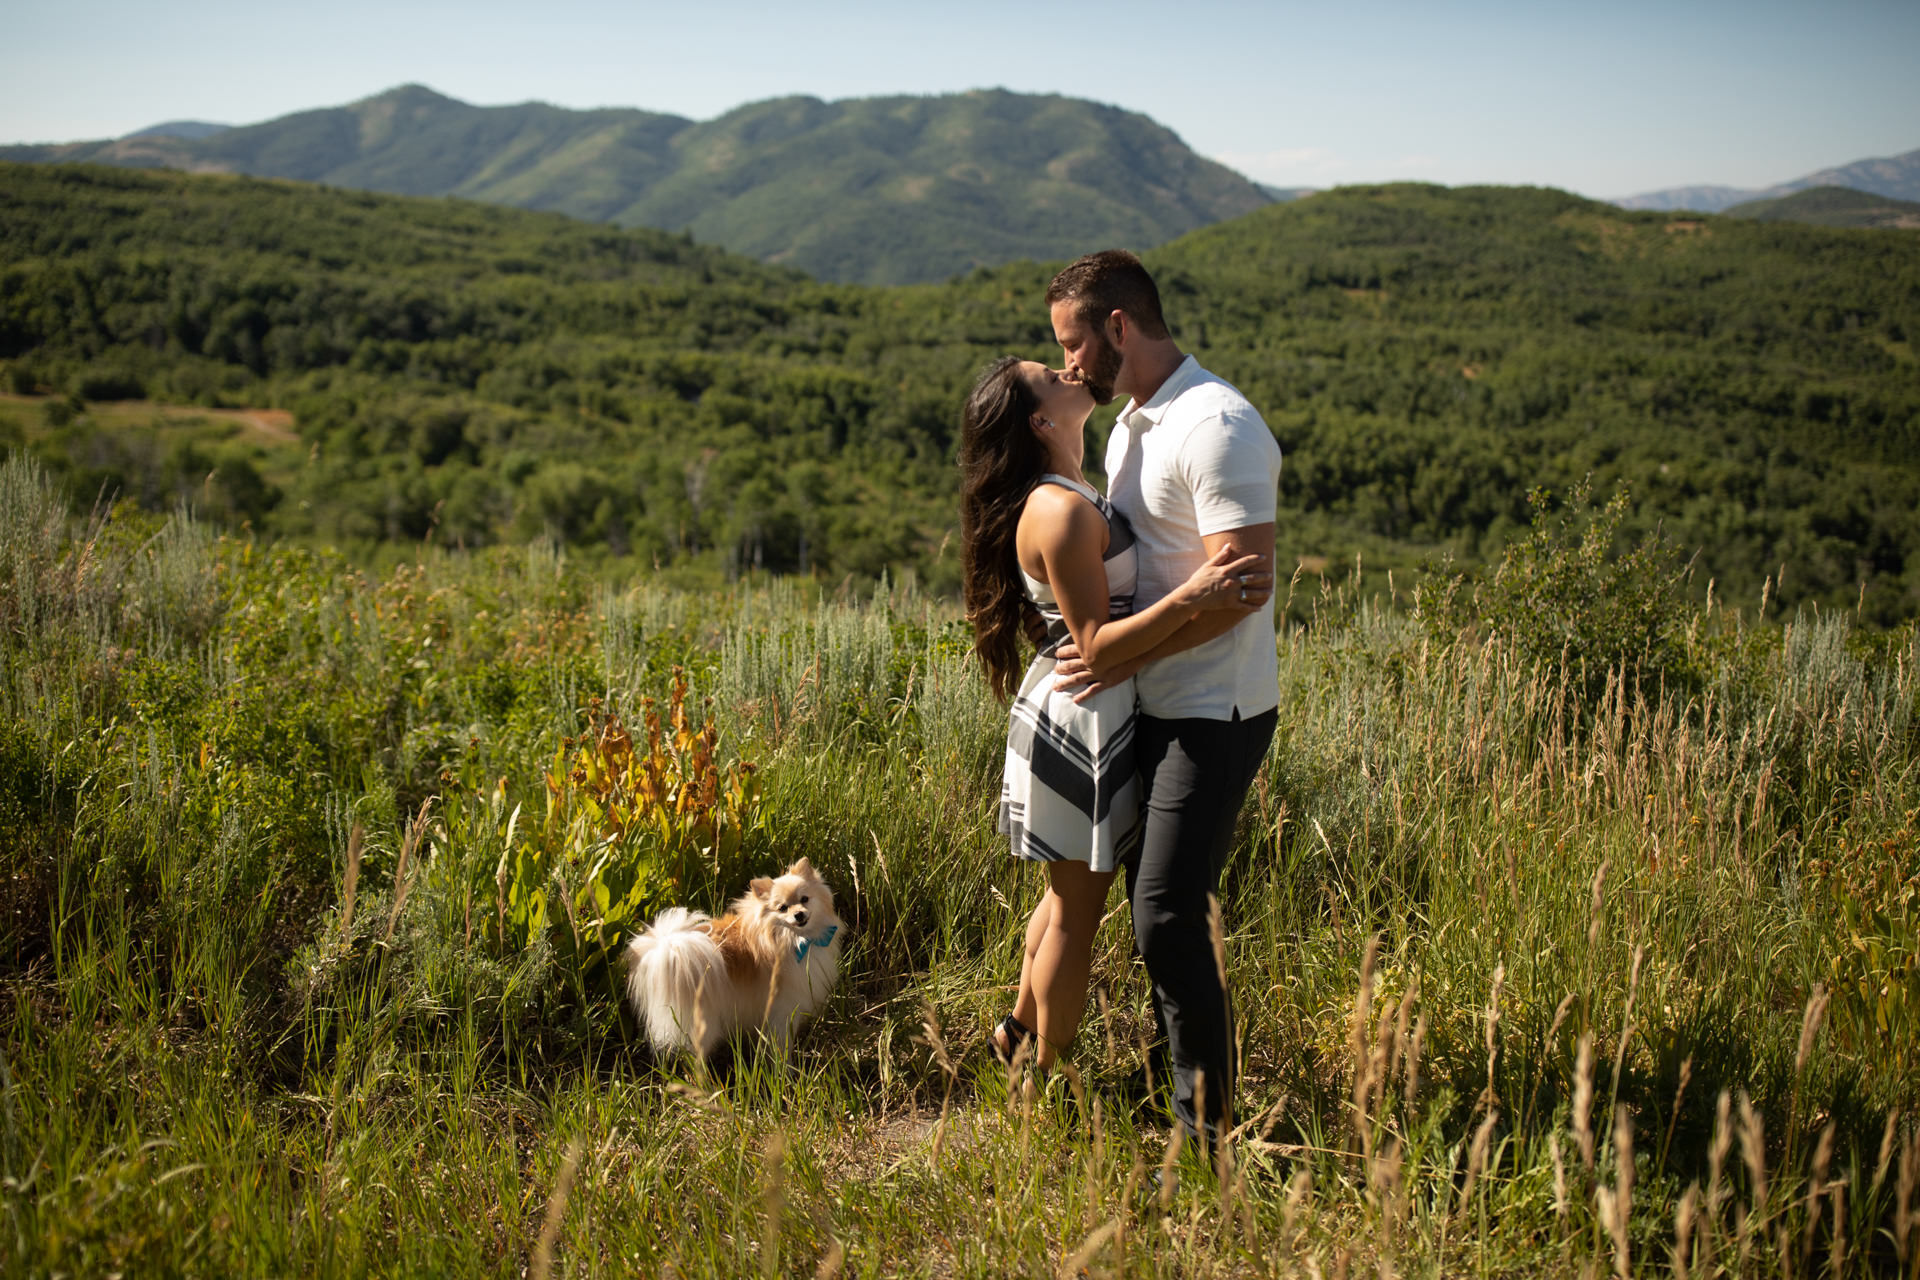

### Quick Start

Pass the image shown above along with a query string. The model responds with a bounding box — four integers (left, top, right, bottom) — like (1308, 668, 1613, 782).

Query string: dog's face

(748, 858, 838, 938)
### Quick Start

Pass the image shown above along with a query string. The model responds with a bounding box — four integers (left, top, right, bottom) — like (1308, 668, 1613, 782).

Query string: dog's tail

(625, 908, 724, 1054)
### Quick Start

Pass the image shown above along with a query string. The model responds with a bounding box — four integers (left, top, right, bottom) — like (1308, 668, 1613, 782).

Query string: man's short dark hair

(1045, 249, 1170, 341)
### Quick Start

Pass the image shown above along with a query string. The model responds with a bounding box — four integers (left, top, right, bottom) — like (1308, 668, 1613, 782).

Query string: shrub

(72, 368, 146, 402)
(1415, 479, 1697, 706)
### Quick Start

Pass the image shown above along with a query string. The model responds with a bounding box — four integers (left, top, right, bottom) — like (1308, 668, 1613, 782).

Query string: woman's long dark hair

(959, 357, 1049, 701)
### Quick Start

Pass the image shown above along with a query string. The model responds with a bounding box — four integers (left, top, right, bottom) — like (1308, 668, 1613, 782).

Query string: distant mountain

(122, 121, 230, 141)
(1615, 146, 1920, 213)
(1785, 149, 1920, 202)
(0, 84, 1271, 285)
(1613, 184, 1759, 214)
(1725, 185, 1920, 230)
(1259, 185, 1319, 202)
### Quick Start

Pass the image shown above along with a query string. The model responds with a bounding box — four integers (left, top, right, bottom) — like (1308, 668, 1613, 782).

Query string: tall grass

(3, 453, 1916, 1276)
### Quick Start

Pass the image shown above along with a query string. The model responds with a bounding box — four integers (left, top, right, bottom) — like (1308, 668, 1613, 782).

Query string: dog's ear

(788, 857, 816, 881)
(750, 876, 773, 899)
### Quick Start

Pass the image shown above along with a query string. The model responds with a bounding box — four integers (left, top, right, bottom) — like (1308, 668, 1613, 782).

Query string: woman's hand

(1173, 543, 1273, 613)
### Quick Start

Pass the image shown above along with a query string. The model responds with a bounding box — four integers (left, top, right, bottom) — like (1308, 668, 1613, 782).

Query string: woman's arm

(1017, 486, 1262, 675)
(1053, 521, 1277, 700)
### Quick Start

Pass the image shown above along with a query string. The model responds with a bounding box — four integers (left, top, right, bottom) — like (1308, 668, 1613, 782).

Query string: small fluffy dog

(624, 858, 843, 1060)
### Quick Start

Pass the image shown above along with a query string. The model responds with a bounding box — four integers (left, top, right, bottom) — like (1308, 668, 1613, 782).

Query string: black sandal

(991, 1014, 1032, 1064)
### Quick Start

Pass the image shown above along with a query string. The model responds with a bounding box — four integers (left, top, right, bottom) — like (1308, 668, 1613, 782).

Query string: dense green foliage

(1726, 184, 1920, 229)
(4, 164, 1920, 621)
(1152, 184, 1920, 621)
(4, 452, 1917, 1274)
(0, 85, 1270, 285)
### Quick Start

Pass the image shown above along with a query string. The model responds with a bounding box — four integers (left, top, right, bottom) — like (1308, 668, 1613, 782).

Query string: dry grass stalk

(1157, 1122, 1183, 1214)
(1118, 1151, 1143, 1261)
(1789, 984, 1830, 1154)
(1019, 1065, 1036, 1165)
(760, 1129, 787, 1280)
(1604, 1104, 1634, 1279)
(1479, 963, 1505, 1114)
(340, 822, 364, 939)
(1739, 1093, 1769, 1229)
(1673, 1183, 1699, 1280)
(1060, 1060, 1087, 1131)
(1087, 1095, 1105, 1233)
(1551, 1132, 1569, 1224)
(384, 796, 435, 942)
(1871, 1108, 1903, 1206)
(529, 1134, 584, 1280)
(1573, 1033, 1597, 1172)
(1793, 982, 1830, 1079)
(1607, 945, 1645, 1112)
(1233, 1149, 1256, 1256)
(1136, 1031, 1156, 1111)
(1059, 1218, 1121, 1279)
(1799, 1121, 1835, 1272)
(1388, 976, 1419, 1094)
(1897, 1124, 1918, 1275)
(1403, 1013, 1427, 1111)
(1705, 1090, 1733, 1255)
(1350, 935, 1383, 1156)
(1283, 1170, 1312, 1253)
(1457, 1110, 1499, 1224)
(1370, 1134, 1405, 1265)
(1587, 860, 1610, 952)
(1005, 1032, 1036, 1111)
(1827, 1181, 1846, 1280)
(812, 1238, 844, 1280)
(1659, 1056, 1693, 1171)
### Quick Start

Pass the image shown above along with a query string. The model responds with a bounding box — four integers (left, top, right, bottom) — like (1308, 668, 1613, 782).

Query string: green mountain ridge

(1725, 185, 1920, 230)
(2, 164, 1917, 619)
(0, 85, 1270, 285)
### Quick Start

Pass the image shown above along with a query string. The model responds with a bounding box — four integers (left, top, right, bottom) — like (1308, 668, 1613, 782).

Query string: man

(1047, 249, 1281, 1145)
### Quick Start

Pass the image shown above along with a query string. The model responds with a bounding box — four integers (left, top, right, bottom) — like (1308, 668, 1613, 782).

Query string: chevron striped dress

(997, 475, 1143, 872)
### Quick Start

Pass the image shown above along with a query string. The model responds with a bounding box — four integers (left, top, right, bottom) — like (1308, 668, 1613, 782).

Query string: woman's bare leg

(1000, 890, 1054, 1058)
(1028, 860, 1117, 1068)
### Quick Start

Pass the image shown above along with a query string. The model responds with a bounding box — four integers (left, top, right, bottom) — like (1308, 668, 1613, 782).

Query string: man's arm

(1054, 521, 1276, 700)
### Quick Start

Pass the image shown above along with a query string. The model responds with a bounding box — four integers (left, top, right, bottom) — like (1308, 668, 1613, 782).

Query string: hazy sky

(6, 0, 1917, 198)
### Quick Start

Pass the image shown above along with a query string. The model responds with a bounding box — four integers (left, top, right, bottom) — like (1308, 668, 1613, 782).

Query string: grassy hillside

(2, 454, 1915, 1273)
(0, 85, 1271, 285)
(4, 164, 1919, 620)
(1726, 184, 1920, 229)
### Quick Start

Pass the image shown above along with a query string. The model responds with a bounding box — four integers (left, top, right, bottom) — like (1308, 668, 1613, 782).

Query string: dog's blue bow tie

(795, 924, 837, 963)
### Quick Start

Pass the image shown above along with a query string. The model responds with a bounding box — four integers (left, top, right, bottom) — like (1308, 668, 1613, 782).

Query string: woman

(959, 356, 1265, 1071)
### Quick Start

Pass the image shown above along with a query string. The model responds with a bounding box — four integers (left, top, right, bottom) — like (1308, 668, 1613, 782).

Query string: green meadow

(3, 450, 1916, 1276)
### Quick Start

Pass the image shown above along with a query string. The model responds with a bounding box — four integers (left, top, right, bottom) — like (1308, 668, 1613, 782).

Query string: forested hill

(1726, 185, 1920, 230)
(3, 164, 1918, 620)
(0, 85, 1271, 285)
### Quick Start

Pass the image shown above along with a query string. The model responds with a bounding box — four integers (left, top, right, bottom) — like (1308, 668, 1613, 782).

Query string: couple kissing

(959, 250, 1282, 1147)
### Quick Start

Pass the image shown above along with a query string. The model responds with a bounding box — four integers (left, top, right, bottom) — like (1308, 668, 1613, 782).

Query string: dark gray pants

(1126, 707, 1277, 1140)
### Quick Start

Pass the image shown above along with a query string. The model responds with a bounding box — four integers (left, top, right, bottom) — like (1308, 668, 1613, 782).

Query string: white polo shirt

(1104, 355, 1283, 721)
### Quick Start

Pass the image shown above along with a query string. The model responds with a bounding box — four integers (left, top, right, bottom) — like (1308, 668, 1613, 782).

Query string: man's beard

(1080, 334, 1124, 406)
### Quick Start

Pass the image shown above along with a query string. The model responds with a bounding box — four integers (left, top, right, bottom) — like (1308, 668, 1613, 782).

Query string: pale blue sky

(6, 0, 1916, 198)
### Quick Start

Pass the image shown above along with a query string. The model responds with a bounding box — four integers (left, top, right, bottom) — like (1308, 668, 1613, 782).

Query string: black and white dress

(997, 475, 1142, 872)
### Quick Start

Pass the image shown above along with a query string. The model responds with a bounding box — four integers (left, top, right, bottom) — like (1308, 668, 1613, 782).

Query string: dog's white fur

(624, 858, 842, 1059)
